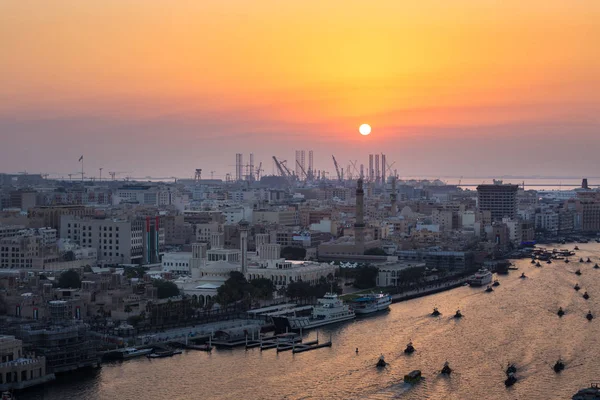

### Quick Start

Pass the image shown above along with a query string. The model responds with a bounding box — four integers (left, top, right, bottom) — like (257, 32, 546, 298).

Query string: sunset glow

(1, 1, 599, 178)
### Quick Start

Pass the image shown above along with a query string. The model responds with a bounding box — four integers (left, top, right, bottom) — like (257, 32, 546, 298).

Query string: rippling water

(21, 243, 600, 400)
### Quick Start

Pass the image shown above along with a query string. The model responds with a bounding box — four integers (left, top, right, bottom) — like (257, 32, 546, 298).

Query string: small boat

(147, 349, 182, 358)
(535, 262, 541, 267)
(404, 370, 422, 383)
(558, 307, 565, 317)
(505, 373, 517, 387)
(586, 311, 594, 321)
(441, 361, 452, 375)
(492, 279, 500, 287)
(580, 258, 584, 263)
(587, 258, 592, 263)
(547, 260, 552, 264)
(431, 307, 441, 317)
(565, 258, 570, 263)
(120, 347, 153, 359)
(594, 264, 600, 269)
(576, 269, 582, 276)
(186, 343, 213, 351)
(1, 391, 14, 400)
(376, 354, 387, 368)
(454, 309, 463, 319)
(530, 259, 536, 264)
(520, 273, 527, 279)
(485, 285, 494, 293)
(553, 359, 565, 373)
(404, 341, 415, 354)
(574, 284, 581, 291)
(583, 292, 590, 300)
(506, 363, 517, 375)
(574, 246, 580, 250)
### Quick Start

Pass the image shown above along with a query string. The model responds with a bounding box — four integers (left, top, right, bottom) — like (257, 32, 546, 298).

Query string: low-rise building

(0, 335, 54, 391)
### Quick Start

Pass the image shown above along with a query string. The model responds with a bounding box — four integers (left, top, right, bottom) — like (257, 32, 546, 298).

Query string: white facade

(502, 217, 522, 244)
(535, 210, 559, 233)
(162, 252, 192, 275)
(222, 207, 253, 225)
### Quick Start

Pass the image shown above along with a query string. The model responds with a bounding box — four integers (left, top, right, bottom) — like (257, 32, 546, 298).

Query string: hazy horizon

(1, 1, 599, 179)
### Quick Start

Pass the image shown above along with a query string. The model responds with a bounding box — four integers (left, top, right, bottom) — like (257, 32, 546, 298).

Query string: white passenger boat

(351, 293, 392, 315)
(120, 347, 153, 359)
(271, 293, 355, 331)
(468, 268, 493, 287)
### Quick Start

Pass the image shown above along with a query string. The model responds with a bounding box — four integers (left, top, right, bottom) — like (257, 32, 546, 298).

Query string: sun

(359, 124, 371, 136)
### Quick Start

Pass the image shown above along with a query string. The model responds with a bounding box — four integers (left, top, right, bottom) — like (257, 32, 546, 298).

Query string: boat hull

(272, 313, 356, 331)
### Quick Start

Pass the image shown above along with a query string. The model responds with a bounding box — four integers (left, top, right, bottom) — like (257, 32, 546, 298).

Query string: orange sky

(1, 0, 599, 178)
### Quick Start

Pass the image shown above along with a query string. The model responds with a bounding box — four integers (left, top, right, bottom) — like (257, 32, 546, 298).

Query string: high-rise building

(235, 153, 243, 181)
(295, 150, 306, 178)
(381, 154, 386, 185)
(368, 155, 374, 182)
(476, 182, 519, 221)
(308, 150, 314, 180)
(375, 154, 380, 184)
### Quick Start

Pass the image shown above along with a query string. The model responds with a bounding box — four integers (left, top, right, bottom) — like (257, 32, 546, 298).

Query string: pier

(390, 277, 469, 303)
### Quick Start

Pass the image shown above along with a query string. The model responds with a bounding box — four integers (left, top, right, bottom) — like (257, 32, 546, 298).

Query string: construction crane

(280, 160, 293, 177)
(332, 155, 342, 182)
(272, 156, 287, 177)
(210, 171, 216, 179)
(255, 162, 263, 181)
(296, 160, 308, 180)
(108, 171, 132, 181)
(385, 161, 397, 179)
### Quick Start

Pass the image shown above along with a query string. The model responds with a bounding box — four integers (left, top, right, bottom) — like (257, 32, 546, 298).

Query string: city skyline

(1, 1, 599, 178)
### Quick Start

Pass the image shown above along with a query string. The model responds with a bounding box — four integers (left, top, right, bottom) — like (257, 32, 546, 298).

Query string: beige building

(0, 335, 54, 390)
(0, 236, 43, 269)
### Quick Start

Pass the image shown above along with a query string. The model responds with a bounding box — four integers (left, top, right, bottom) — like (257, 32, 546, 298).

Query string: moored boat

(404, 341, 415, 354)
(492, 279, 500, 287)
(147, 349, 183, 358)
(595, 264, 600, 269)
(485, 285, 494, 293)
(558, 307, 565, 317)
(376, 354, 387, 368)
(431, 307, 441, 317)
(454, 309, 463, 319)
(468, 268, 493, 287)
(586, 311, 594, 321)
(351, 293, 392, 315)
(587, 258, 592, 263)
(271, 293, 355, 331)
(121, 347, 153, 359)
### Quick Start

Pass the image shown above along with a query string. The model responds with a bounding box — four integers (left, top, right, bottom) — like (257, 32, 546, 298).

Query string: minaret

(239, 220, 249, 276)
(391, 177, 398, 215)
(354, 178, 365, 252)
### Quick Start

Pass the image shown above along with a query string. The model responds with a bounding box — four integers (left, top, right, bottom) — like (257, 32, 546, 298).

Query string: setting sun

(359, 124, 371, 136)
